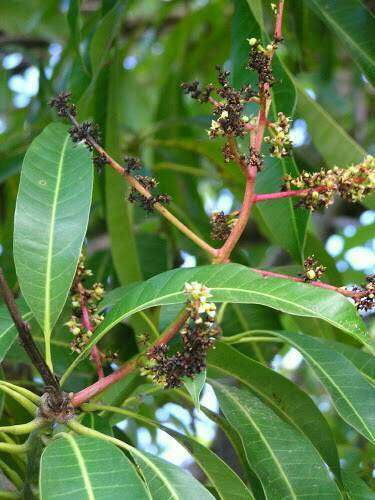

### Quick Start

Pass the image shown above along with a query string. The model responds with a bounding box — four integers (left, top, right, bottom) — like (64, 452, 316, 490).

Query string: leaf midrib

(44, 135, 69, 341)
(61, 433, 95, 500)
(311, 0, 374, 68)
(214, 382, 298, 500)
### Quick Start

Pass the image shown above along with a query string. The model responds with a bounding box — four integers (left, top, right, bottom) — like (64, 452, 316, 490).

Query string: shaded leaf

(0, 300, 32, 362)
(342, 470, 375, 500)
(182, 370, 206, 411)
(305, 0, 375, 85)
(133, 449, 215, 500)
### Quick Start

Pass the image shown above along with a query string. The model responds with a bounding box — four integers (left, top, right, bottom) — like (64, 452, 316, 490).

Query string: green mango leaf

(132, 449, 215, 500)
(208, 342, 340, 477)
(105, 47, 142, 285)
(62, 263, 367, 381)
(182, 370, 206, 411)
(161, 426, 253, 500)
(304, 0, 375, 85)
(212, 382, 341, 499)
(14, 123, 93, 367)
(322, 339, 375, 382)
(295, 81, 366, 166)
(104, 405, 253, 500)
(256, 330, 375, 442)
(342, 470, 375, 499)
(0, 300, 32, 362)
(40, 434, 150, 499)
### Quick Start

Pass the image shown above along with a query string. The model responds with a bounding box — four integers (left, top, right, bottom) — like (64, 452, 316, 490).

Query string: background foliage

(0, 0, 374, 498)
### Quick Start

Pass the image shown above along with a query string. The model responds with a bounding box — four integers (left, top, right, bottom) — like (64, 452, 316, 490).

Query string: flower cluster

(49, 91, 76, 118)
(264, 112, 293, 158)
(247, 38, 277, 86)
(283, 156, 375, 210)
(124, 156, 142, 174)
(338, 156, 375, 203)
(301, 255, 326, 282)
(128, 174, 171, 213)
(352, 275, 375, 312)
(210, 210, 239, 241)
(65, 254, 105, 354)
(145, 282, 220, 388)
(49, 92, 107, 170)
(181, 80, 214, 103)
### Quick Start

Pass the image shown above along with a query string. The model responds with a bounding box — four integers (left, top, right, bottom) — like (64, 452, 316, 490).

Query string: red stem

(275, 1, 284, 41)
(251, 268, 358, 297)
(215, 166, 257, 262)
(72, 310, 189, 406)
(78, 283, 104, 380)
(254, 186, 327, 203)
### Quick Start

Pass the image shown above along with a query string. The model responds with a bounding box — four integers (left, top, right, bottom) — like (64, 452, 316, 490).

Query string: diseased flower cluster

(283, 156, 375, 210)
(144, 282, 220, 388)
(352, 275, 375, 312)
(181, 80, 214, 103)
(65, 254, 105, 354)
(302, 255, 326, 282)
(247, 38, 278, 86)
(265, 112, 293, 158)
(49, 91, 76, 118)
(210, 210, 239, 241)
(124, 156, 171, 212)
(49, 92, 107, 170)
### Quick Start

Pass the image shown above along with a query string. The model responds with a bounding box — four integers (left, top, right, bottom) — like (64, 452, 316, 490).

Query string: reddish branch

(215, 1, 284, 263)
(253, 186, 327, 203)
(251, 268, 363, 298)
(72, 310, 189, 406)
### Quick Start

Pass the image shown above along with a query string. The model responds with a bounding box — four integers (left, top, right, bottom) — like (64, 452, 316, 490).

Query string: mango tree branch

(0, 268, 60, 392)
(215, 1, 284, 263)
(251, 267, 365, 298)
(66, 113, 218, 259)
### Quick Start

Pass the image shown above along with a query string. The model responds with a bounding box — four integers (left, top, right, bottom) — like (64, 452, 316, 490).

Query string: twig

(71, 309, 189, 407)
(70, 0, 288, 404)
(0, 268, 60, 392)
(67, 114, 218, 259)
(253, 186, 327, 203)
(251, 267, 363, 298)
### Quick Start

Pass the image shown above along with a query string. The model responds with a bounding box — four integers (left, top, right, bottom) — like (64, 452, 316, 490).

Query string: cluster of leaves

(0, 0, 374, 499)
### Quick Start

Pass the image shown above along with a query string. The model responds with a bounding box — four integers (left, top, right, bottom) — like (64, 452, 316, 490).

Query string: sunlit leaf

(14, 123, 93, 367)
